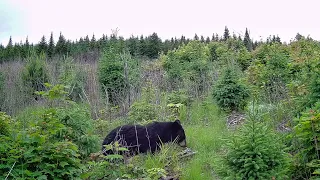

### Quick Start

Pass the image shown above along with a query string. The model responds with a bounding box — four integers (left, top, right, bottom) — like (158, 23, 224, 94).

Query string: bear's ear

(174, 119, 181, 125)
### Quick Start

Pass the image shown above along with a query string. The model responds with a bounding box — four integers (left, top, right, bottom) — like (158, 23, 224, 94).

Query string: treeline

(0, 27, 283, 62)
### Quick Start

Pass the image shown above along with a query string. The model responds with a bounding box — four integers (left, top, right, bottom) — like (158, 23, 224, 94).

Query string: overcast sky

(1, 0, 319, 45)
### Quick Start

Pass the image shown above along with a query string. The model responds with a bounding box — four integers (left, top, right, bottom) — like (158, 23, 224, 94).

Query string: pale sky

(1, 0, 319, 46)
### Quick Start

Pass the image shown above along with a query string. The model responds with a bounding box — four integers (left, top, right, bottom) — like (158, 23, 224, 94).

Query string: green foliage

(22, 53, 49, 97)
(56, 103, 100, 158)
(289, 102, 320, 179)
(223, 26, 230, 41)
(248, 43, 290, 103)
(167, 89, 193, 107)
(212, 66, 250, 111)
(0, 112, 11, 136)
(129, 82, 159, 122)
(0, 109, 82, 179)
(0, 72, 4, 110)
(98, 46, 140, 105)
(223, 101, 290, 179)
(243, 28, 253, 51)
(36, 83, 69, 101)
(162, 41, 210, 95)
(145, 32, 162, 59)
(59, 57, 87, 102)
(36, 83, 100, 158)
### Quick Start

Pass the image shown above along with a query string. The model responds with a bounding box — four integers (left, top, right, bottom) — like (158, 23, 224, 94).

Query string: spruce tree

(223, 26, 230, 41)
(211, 33, 215, 41)
(56, 32, 68, 56)
(90, 34, 96, 50)
(47, 32, 55, 58)
(275, 35, 281, 43)
(6, 36, 13, 59)
(127, 35, 138, 56)
(200, 35, 205, 43)
(146, 32, 162, 59)
(37, 35, 48, 55)
(205, 36, 211, 43)
(138, 35, 147, 56)
(84, 35, 90, 52)
(194, 33, 199, 41)
(180, 35, 186, 45)
(232, 33, 237, 39)
(295, 33, 303, 41)
(215, 33, 219, 41)
(243, 28, 253, 51)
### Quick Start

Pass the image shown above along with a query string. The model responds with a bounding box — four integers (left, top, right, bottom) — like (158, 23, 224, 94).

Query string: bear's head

(172, 119, 187, 147)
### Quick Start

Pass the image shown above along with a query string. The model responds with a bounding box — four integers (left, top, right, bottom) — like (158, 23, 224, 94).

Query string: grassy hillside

(1, 35, 320, 179)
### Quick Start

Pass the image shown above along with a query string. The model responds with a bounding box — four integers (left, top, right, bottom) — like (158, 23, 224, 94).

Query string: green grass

(179, 99, 231, 180)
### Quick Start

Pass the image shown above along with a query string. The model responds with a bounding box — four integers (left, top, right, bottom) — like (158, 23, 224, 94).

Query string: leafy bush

(167, 89, 193, 107)
(289, 101, 320, 179)
(37, 83, 100, 158)
(59, 57, 86, 102)
(223, 101, 290, 179)
(56, 103, 100, 159)
(212, 66, 250, 111)
(98, 47, 140, 105)
(0, 109, 82, 179)
(129, 83, 159, 122)
(0, 72, 4, 110)
(248, 43, 290, 103)
(22, 53, 49, 98)
(0, 112, 11, 136)
(161, 41, 210, 95)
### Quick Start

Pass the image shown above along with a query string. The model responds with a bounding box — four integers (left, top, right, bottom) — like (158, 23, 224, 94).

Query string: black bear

(101, 119, 187, 156)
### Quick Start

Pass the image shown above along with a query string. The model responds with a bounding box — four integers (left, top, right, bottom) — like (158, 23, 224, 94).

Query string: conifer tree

(138, 35, 147, 56)
(90, 34, 96, 50)
(37, 35, 48, 55)
(6, 36, 13, 59)
(232, 33, 237, 39)
(127, 35, 138, 56)
(205, 36, 211, 43)
(275, 35, 281, 43)
(55, 32, 67, 55)
(194, 33, 199, 41)
(215, 33, 219, 41)
(146, 32, 162, 59)
(7, 36, 13, 48)
(180, 35, 186, 45)
(200, 35, 205, 43)
(295, 33, 303, 41)
(47, 32, 55, 58)
(243, 28, 252, 51)
(223, 26, 230, 41)
(211, 33, 216, 41)
(84, 35, 90, 52)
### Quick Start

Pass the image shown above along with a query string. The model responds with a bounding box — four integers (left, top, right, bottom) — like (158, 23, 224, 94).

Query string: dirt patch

(227, 111, 246, 130)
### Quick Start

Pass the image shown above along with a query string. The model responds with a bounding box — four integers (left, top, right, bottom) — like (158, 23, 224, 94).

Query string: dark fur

(101, 120, 186, 155)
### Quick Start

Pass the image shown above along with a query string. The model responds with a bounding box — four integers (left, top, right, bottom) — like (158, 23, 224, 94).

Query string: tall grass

(181, 98, 230, 180)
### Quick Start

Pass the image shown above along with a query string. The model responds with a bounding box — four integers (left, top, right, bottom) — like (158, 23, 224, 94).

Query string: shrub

(56, 103, 100, 158)
(161, 41, 210, 95)
(212, 66, 250, 111)
(167, 89, 193, 107)
(0, 109, 82, 179)
(289, 101, 320, 179)
(36, 83, 100, 158)
(0, 72, 4, 110)
(59, 57, 86, 102)
(98, 47, 140, 105)
(224, 101, 290, 179)
(129, 82, 159, 122)
(22, 53, 49, 98)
